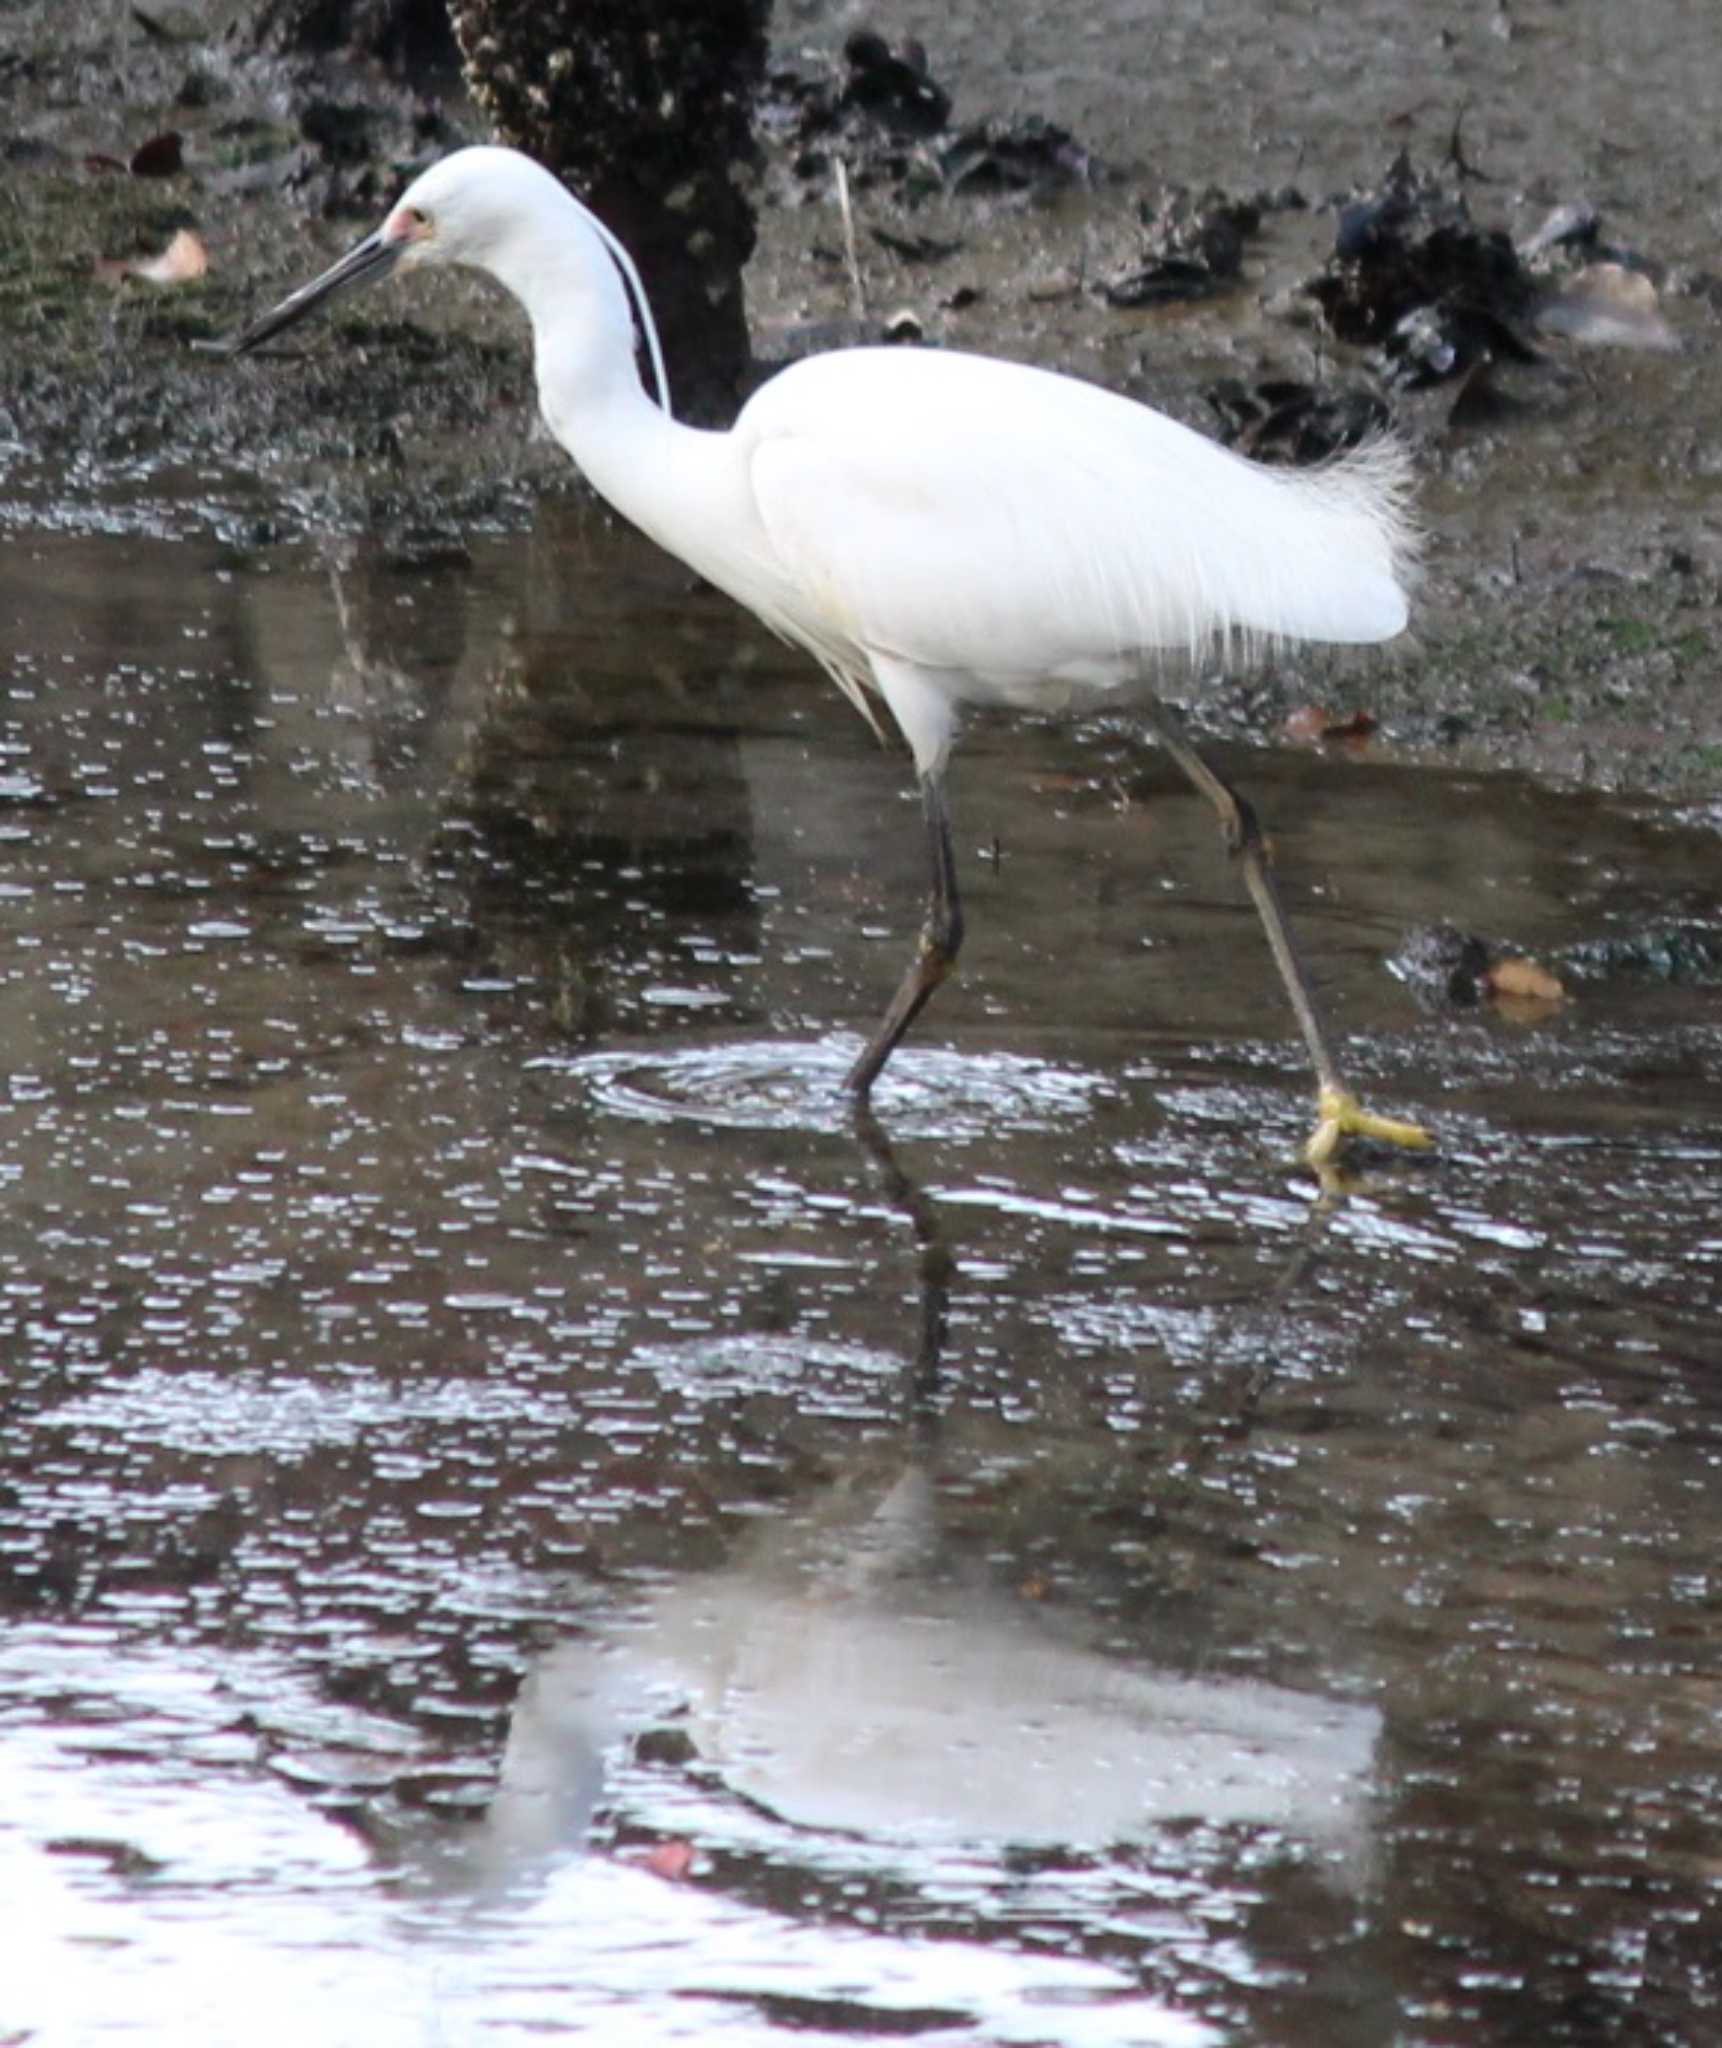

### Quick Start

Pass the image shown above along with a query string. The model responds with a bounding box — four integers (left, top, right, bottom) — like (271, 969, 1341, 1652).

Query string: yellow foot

(1305, 1086, 1434, 1169)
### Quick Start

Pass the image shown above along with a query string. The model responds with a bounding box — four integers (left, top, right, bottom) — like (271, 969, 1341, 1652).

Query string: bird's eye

(403, 206, 428, 230)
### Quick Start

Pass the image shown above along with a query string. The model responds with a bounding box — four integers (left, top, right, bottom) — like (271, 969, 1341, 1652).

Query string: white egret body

(229, 146, 1430, 1165)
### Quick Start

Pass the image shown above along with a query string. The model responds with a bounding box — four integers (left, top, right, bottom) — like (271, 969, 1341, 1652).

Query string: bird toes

(1305, 1086, 1434, 1168)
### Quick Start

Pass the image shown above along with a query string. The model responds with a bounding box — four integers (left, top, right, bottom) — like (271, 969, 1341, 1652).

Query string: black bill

(215, 228, 403, 357)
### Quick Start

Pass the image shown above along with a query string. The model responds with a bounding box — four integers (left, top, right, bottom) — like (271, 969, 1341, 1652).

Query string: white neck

(485, 208, 711, 540)
(474, 203, 763, 614)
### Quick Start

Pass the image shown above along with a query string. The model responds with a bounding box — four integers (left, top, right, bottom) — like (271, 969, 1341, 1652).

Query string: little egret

(226, 145, 1431, 1166)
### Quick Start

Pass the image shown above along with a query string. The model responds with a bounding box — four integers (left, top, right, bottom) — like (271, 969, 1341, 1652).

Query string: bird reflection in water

(454, 1110, 1379, 1906)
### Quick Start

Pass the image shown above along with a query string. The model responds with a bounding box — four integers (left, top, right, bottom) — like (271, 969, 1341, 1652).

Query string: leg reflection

(849, 1098, 952, 1425)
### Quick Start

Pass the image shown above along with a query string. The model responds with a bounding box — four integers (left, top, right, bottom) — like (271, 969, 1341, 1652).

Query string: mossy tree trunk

(248, 0, 766, 415)
(448, 0, 768, 419)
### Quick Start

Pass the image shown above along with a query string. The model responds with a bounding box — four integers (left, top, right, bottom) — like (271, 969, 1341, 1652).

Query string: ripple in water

(536, 1034, 1114, 1140)
(631, 1333, 907, 1414)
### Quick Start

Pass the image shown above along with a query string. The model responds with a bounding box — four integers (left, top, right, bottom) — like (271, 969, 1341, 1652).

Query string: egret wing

(742, 348, 1409, 695)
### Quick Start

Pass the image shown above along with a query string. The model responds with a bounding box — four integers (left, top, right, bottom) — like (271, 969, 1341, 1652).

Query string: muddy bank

(2, 0, 1721, 792)
(5, 15, 1722, 2041)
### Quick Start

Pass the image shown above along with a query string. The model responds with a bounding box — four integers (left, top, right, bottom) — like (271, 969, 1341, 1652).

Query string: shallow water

(2, 508, 1719, 2044)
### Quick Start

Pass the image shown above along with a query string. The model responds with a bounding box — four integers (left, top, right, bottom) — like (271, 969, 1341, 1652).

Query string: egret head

(375, 148, 571, 275)
(221, 145, 672, 412)
(222, 147, 562, 356)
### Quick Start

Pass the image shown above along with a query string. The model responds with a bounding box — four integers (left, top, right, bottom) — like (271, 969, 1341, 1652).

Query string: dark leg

(847, 770, 964, 1097)
(1139, 700, 1431, 1165)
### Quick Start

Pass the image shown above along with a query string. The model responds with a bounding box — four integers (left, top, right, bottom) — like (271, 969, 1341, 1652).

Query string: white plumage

(730, 348, 1416, 770)
(229, 144, 1431, 1165)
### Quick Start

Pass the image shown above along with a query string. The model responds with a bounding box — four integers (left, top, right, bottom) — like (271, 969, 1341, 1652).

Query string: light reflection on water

(489, 1471, 1381, 1868)
(0, 1622, 1216, 2047)
(2, 518, 1721, 2043)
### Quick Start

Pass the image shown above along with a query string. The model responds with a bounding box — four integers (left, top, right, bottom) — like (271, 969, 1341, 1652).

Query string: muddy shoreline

(6, 14, 1722, 2039)
(3, 0, 1721, 795)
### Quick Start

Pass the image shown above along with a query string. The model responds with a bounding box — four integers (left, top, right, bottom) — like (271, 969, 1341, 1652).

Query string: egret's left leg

(1139, 705, 1431, 1167)
(847, 770, 964, 1098)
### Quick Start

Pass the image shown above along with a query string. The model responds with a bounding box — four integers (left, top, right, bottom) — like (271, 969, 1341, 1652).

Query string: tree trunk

(447, 0, 767, 419)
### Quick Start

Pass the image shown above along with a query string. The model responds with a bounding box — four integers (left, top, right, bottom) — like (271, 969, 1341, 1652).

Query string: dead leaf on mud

(1485, 955, 1567, 1006)
(1537, 262, 1680, 352)
(132, 228, 209, 285)
(1284, 704, 1378, 746)
(96, 228, 210, 288)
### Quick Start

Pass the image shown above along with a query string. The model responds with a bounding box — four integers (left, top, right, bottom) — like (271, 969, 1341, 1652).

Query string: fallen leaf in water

(1486, 956, 1566, 1004)
(130, 228, 209, 286)
(627, 1840, 696, 1882)
(129, 131, 185, 178)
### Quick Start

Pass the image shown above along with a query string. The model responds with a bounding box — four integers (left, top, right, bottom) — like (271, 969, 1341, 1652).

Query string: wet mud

(3, 3, 1722, 2044)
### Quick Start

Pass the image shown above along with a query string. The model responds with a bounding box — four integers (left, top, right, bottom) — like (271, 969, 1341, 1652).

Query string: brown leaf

(129, 131, 184, 178)
(130, 228, 209, 286)
(1283, 704, 1332, 744)
(633, 1840, 696, 1882)
(1284, 704, 1377, 746)
(1485, 956, 1566, 1004)
(1537, 262, 1679, 353)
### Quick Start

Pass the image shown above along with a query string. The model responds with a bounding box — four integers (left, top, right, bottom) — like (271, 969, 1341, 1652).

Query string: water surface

(2, 515, 1720, 2044)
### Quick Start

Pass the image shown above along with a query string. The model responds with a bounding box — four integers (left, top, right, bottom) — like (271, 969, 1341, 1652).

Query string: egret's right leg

(1139, 703, 1431, 1167)
(847, 770, 964, 1098)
